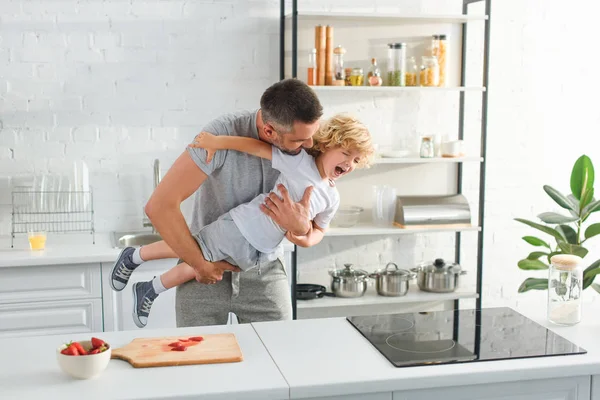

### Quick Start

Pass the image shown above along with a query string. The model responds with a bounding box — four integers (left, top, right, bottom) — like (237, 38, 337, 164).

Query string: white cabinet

(0, 299, 103, 338)
(393, 376, 591, 400)
(306, 393, 392, 400)
(591, 375, 600, 400)
(101, 258, 179, 331)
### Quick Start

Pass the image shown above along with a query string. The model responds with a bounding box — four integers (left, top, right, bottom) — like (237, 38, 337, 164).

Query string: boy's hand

(188, 132, 218, 163)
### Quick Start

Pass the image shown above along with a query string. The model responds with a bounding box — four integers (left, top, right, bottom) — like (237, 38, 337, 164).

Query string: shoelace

(115, 263, 133, 280)
(140, 297, 154, 315)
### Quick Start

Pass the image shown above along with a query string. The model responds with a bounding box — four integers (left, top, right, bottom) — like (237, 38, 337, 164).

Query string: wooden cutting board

(111, 333, 243, 368)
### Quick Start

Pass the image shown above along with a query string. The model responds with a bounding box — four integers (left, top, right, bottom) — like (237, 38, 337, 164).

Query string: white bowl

(56, 340, 111, 379)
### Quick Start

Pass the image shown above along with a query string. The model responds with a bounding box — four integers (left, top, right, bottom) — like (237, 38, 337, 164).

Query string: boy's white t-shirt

(229, 147, 340, 253)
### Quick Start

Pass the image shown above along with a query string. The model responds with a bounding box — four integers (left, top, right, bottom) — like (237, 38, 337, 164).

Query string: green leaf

(567, 194, 581, 214)
(537, 212, 579, 224)
(527, 251, 549, 260)
(580, 188, 595, 212)
(543, 185, 575, 211)
(514, 218, 565, 243)
(556, 224, 578, 244)
(592, 283, 600, 294)
(523, 236, 551, 249)
(582, 199, 600, 217)
(557, 242, 589, 258)
(583, 259, 600, 289)
(571, 155, 594, 200)
(518, 259, 549, 270)
(585, 223, 600, 240)
(518, 278, 548, 293)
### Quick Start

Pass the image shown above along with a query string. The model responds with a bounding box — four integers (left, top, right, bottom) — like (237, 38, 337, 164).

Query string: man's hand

(192, 259, 241, 284)
(188, 132, 219, 163)
(261, 184, 313, 236)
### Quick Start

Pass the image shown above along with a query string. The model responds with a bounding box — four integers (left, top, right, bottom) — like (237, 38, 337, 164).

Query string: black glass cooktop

(347, 307, 586, 368)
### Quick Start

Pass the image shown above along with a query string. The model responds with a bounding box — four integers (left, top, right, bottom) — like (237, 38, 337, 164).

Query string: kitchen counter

(0, 323, 289, 400)
(0, 233, 295, 268)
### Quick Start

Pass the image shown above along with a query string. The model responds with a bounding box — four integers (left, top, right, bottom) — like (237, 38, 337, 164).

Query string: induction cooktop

(346, 307, 586, 368)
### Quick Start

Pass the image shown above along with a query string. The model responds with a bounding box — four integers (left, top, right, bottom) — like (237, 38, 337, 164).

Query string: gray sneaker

(132, 280, 158, 328)
(110, 247, 140, 291)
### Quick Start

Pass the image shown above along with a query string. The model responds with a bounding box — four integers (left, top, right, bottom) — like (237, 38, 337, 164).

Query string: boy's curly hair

(307, 114, 374, 168)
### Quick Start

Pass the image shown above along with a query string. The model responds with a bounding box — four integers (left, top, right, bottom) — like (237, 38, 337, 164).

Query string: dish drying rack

(11, 189, 95, 248)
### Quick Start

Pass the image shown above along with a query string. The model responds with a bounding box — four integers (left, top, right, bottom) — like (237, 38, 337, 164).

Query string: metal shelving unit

(280, 0, 492, 319)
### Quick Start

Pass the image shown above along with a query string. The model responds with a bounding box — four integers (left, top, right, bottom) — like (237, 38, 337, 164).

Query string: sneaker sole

(109, 247, 130, 292)
(132, 283, 146, 328)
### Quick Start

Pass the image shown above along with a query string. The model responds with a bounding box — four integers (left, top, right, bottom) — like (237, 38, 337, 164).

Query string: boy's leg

(132, 262, 196, 328)
(109, 240, 178, 292)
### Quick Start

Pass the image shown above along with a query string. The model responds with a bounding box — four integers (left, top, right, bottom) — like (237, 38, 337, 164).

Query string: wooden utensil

(315, 25, 326, 85)
(111, 333, 243, 368)
(325, 25, 333, 85)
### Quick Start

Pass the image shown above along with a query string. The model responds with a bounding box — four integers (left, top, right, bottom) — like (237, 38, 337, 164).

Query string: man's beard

(272, 137, 303, 156)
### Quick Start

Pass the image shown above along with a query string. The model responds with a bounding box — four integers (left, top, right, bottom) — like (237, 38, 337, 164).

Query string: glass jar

(420, 136, 434, 158)
(431, 34, 447, 87)
(386, 43, 406, 86)
(307, 48, 317, 86)
(349, 67, 364, 86)
(405, 56, 419, 87)
(333, 45, 346, 86)
(344, 68, 352, 86)
(548, 254, 583, 326)
(420, 56, 440, 87)
(367, 58, 382, 86)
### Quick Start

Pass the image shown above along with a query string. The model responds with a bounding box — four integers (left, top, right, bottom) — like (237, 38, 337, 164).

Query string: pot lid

(373, 262, 413, 277)
(419, 258, 461, 273)
(331, 263, 369, 279)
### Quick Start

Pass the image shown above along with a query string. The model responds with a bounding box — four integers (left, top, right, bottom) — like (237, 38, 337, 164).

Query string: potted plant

(515, 155, 600, 293)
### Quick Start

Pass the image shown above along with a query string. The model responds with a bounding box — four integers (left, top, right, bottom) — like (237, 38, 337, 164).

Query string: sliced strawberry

(89, 348, 101, 354)
(91, 337, 105, 349)
(178, 338, 189, 342)
(71, 342, 88, 355)
(189, 336, 204, 342)
(168, 342, 181, 347)
(171, 345, 187, 352)
(61, 344, 79, 356)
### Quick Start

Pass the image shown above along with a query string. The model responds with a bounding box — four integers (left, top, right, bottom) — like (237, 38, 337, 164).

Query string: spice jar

(405, 56, 419, 87)
(420, 56, 440, 87)
(548, 254, 583, 326)
(344, 68, 352, 86)
(332, 45, 346, 86)
(349, 67, 364, 86)
(386, 43, 406, 86)
(307, 48, 317, 86)
(420, 136, 434, 158)
(367, 58, 382, 86)
(431, 34, 447, 87)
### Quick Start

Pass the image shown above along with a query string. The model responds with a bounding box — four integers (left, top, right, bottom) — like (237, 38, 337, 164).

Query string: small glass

(349, 67, 364, 86)
(307, 48, 317, 86)
(28, 231, 47, 251)
(420, 136, 435, 158)
(367, 58, 382, 86)
(405, 56, 419, 87)
(420, 56, 440, 87)
(548, 254, 583, 326)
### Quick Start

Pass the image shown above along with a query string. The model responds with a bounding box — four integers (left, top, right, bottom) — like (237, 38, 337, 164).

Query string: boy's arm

(285, 221, 326, 248)
(189, 132, 272, 161)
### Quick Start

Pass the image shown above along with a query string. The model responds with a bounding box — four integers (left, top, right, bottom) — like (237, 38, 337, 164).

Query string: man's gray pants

(175, 258, 293, 326)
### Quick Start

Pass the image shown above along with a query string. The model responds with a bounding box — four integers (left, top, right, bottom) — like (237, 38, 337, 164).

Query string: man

(145, 79, 323, 326)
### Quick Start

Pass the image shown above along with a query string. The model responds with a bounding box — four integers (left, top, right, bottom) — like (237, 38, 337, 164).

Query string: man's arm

(145, 151, 240, 282)
(285, 221, 326, 247)
(189, 132, 272, 162)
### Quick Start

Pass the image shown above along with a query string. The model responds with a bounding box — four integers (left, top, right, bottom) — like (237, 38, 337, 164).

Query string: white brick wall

(1, 0, 599, 309)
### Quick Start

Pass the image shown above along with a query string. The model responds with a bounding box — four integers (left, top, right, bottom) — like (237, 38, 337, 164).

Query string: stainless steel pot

(411, 258, 466, 293)
(369, 262, 416, 297)
(329, 264, 369, 298)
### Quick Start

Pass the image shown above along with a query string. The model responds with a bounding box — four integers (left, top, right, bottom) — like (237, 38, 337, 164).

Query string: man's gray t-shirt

(187, 109, 280, 242)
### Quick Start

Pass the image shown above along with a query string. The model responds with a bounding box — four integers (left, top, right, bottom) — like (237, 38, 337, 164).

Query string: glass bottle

(431, 34, 448, 87)
(386, 43, 406, 86)
(420, 56, 440, 87)
(349, 67, 364, 86)
(367, 58, 382, 86)
(307, 48, 317, 86)
(333, 45, 346, 86)
(405, 56, 419, 87)
(420, 136, 434, 158)
(548, 254, 583, 326)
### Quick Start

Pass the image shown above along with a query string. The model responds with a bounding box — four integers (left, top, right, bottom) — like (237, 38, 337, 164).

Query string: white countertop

(0, 323, 289, 400)
(0, 233, 295, 268)
(253, 303, 600, 399)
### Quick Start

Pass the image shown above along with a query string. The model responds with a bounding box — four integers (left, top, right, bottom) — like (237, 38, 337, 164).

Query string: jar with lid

(431, 34, 447, 87)
(307, 48, 317, 86)
(349, 67, 364, 86)
(386, 43, 406, 86)
(548, 254, 583, 326)
(420, 136, 434, 158)
(405, 56, 419, 87)
(420, 56, 440, 87)
(333, 45, 346, 86)
(367, 58, 382, 86)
